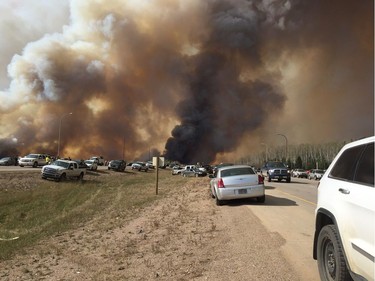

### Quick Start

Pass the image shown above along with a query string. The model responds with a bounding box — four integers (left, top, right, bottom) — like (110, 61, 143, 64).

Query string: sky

(0, 0, 373, 163)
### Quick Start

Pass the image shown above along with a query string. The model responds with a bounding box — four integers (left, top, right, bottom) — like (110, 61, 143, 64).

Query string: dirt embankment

(0, 171, 298, 280)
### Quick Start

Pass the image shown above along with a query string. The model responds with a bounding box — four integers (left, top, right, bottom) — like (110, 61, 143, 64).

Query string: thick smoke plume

(0, 0, 373, 164)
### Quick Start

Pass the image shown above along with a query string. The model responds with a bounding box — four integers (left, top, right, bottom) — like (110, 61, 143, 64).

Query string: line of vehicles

(292, 168, 325, 180)
(0, 153, 161, 181)
(1, 136, 373, 281)
(206, 137, 375, 281)
(209, 136, 375, 281)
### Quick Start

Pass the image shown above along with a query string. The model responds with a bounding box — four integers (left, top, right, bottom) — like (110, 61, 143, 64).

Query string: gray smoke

(0, 0, 373, 163)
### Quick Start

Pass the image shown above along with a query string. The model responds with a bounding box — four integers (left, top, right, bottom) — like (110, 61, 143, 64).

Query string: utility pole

(261, 143, 268, 162)
(57, 112, 73, 157)
(277, 134, 288, 161)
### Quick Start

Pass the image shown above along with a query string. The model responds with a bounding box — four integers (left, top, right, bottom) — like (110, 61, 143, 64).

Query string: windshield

(0, 157, 10, 161)
(26, 154, 39, 159)
(267, 162, 286, 168)
(52, 160, 70, 168)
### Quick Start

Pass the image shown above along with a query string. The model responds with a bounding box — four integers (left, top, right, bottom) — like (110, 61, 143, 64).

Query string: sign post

(153, 157, 164, 195)
(154, 157, 159, 195)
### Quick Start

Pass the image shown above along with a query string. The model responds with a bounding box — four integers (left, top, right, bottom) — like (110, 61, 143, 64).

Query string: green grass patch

(0, 169, 186, 260)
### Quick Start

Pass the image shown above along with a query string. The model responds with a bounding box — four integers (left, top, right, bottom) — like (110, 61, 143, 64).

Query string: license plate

(238, 189, 247, 194)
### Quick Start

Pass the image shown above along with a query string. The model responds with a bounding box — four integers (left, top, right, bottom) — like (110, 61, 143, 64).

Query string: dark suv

(261, 161, 291, 183)
(108, 160, 126, 172)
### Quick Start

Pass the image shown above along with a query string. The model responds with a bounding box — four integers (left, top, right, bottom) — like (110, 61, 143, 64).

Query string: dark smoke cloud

(165, 0, 289, 163)
(0, 0, 373, 163)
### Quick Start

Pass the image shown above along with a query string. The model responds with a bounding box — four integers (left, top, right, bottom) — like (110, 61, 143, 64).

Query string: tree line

(238, 141, 348, 170)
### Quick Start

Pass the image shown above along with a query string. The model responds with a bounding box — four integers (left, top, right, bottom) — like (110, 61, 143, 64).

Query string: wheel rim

(323, 239, 336, 279)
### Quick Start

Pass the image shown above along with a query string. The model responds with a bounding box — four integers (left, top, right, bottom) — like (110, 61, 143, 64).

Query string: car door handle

(338, 188, 350, 194)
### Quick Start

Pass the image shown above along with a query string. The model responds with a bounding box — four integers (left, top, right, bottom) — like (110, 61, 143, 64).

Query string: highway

(248, 177, 320, 281)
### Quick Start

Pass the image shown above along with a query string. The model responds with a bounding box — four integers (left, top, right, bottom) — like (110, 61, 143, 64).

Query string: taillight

(258, 174, 264, 184)
(217, 178, 225, 188)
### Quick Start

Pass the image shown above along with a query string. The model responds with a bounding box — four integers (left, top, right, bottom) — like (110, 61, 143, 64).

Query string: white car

(292, 169, 308, 178)
(90, 156, 104, 166)
(209, 165, 265, 205)
(308, 169, 325, 180)
(313, 136, 374, 281)
(131, 162, 148, 172)
(171, 165, 184, 175)
(84, 160, 98, 171)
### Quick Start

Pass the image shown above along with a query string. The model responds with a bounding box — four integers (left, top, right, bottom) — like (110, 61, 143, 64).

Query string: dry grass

(0, 169, 185, 260)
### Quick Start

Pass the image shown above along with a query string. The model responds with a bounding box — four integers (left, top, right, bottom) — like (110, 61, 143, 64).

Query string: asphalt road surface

(250, 177, 320, 281)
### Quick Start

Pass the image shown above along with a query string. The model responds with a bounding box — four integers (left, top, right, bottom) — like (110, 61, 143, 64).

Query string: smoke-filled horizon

(0, 0, 373, 164)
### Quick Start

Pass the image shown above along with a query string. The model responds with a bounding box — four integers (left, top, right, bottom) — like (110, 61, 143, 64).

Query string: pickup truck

(41, 160, 86, 181)
(261, 161, 291, 183)
(90, 156, 104, 166)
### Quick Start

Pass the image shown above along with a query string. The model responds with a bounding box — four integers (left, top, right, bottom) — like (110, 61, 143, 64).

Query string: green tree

(295, 156, 303, 168)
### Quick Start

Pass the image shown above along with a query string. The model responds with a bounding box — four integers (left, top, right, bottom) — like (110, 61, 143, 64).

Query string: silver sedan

(209, 165, 265, 205)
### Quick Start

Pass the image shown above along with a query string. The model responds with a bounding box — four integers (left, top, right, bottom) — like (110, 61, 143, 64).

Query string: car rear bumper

(216, 185, 264, 200)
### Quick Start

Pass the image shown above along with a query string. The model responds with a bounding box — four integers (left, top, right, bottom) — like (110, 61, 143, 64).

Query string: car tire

(256, 195, 265, 203)
(286, 177, 291, 183)
(268, 175, 271, 182)
(210, 189, 215, 199)
(215, 196, 223, 206)
(77, 173, 84, 181)
(58, 173, 66, 182)
(33, 162, 38, 168)
(317, 225, 351, 281)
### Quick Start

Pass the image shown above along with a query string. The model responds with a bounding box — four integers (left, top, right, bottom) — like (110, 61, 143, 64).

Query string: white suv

(19, 154, 49, 168)
(313, 136, 374, 281)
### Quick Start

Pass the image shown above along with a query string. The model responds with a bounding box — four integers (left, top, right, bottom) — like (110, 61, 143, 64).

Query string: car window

(330, 144, 366, 181)
(354, 143, 374, 186)
(27, 154, 38, 158)
(221, 167, 255, 177)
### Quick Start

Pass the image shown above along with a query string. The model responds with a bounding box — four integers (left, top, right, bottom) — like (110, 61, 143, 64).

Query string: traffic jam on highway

(1, 136, 374, 281)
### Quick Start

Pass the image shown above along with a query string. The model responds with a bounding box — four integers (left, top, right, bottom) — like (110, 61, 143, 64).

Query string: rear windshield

(221, 167, 255, 177)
